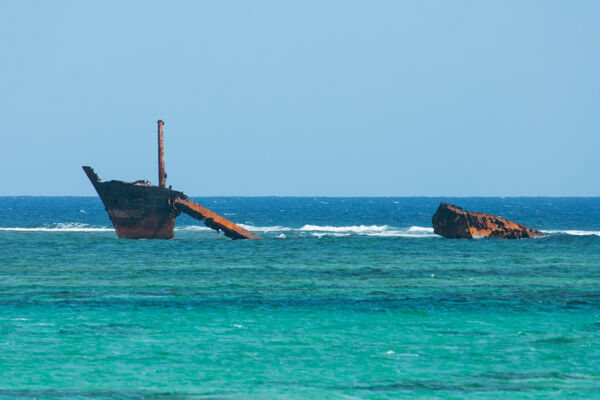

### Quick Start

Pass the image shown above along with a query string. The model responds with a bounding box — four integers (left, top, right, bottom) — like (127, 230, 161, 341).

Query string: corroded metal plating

(158, 120, 166, 188)
(82, 120, 260, 240)
(174, 198, 260, 240)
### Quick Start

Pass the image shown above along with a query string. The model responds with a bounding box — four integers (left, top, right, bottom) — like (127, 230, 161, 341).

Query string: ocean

(1, 196, 599, 399)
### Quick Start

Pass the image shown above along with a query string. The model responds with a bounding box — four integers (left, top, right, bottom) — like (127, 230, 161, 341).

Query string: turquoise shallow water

(1, 197, 600, 399)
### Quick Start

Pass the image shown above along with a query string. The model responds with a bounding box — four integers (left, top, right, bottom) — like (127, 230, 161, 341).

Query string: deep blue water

(2, 196, 600, 235)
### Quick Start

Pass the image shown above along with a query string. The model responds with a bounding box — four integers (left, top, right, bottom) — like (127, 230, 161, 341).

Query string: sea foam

(0, 223, 112, 232)
(174, 224, 438, 237)
(15, 223, 598, 238)
(300, 224, 437, 237)
(237, 224, 289, 232)
(542, 230, 600, 236)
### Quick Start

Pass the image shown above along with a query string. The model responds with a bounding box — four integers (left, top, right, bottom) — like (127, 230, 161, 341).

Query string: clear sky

(1, 1, 598, 196)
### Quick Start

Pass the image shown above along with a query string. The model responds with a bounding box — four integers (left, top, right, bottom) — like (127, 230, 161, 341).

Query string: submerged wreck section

(83, 120, 260, 240)
(175, 199, 260, 240)
(432, 202, 544, 239)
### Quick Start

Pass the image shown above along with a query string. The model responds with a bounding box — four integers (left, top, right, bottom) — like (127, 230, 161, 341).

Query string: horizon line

(2, 195, 600, 199)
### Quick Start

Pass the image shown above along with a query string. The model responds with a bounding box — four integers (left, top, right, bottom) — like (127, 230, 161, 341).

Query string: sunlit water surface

(1, 197, 599, 399)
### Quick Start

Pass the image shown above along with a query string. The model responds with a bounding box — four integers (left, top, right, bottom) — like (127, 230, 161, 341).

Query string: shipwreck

(432, 202, 544, 239)
(83, 120, 260, 240)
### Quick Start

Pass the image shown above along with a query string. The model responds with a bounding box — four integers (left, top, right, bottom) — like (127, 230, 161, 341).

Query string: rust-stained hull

(83, 166, 185, 239)
(83, 166, 259, 240)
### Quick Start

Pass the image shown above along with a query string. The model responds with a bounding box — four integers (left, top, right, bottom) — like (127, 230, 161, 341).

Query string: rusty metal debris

(83, 121, 260, 240)
(174, 198, 260, 240)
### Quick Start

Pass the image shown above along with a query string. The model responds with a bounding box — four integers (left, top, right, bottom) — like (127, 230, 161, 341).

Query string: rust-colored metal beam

(158, 120, 166, 187)
(174, 198, 261, 240)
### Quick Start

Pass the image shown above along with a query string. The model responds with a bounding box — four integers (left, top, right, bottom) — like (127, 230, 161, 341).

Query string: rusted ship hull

(83, 166, 185, 239)
(83, 120, 259, 240)
(83, 166, 259, 240)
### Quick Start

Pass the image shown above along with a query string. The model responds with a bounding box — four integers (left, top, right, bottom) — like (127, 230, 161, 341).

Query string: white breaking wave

(542, 230, 600, 236)
(0, 223, 112, 232)
(175, 224, 437, 237)
(407, 226, 434, 233)
(311, 232, 352, 238)
(0, 222, 433, 238)
(237, 224, 289, 233)
(300, 224, 390, 233)
(175, 225, 211, 231)
(3, 222, 598, 238)
(300, 224, 437, 237)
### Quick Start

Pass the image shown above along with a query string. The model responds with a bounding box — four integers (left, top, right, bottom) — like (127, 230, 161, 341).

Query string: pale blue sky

(1, 1, 598, 196)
